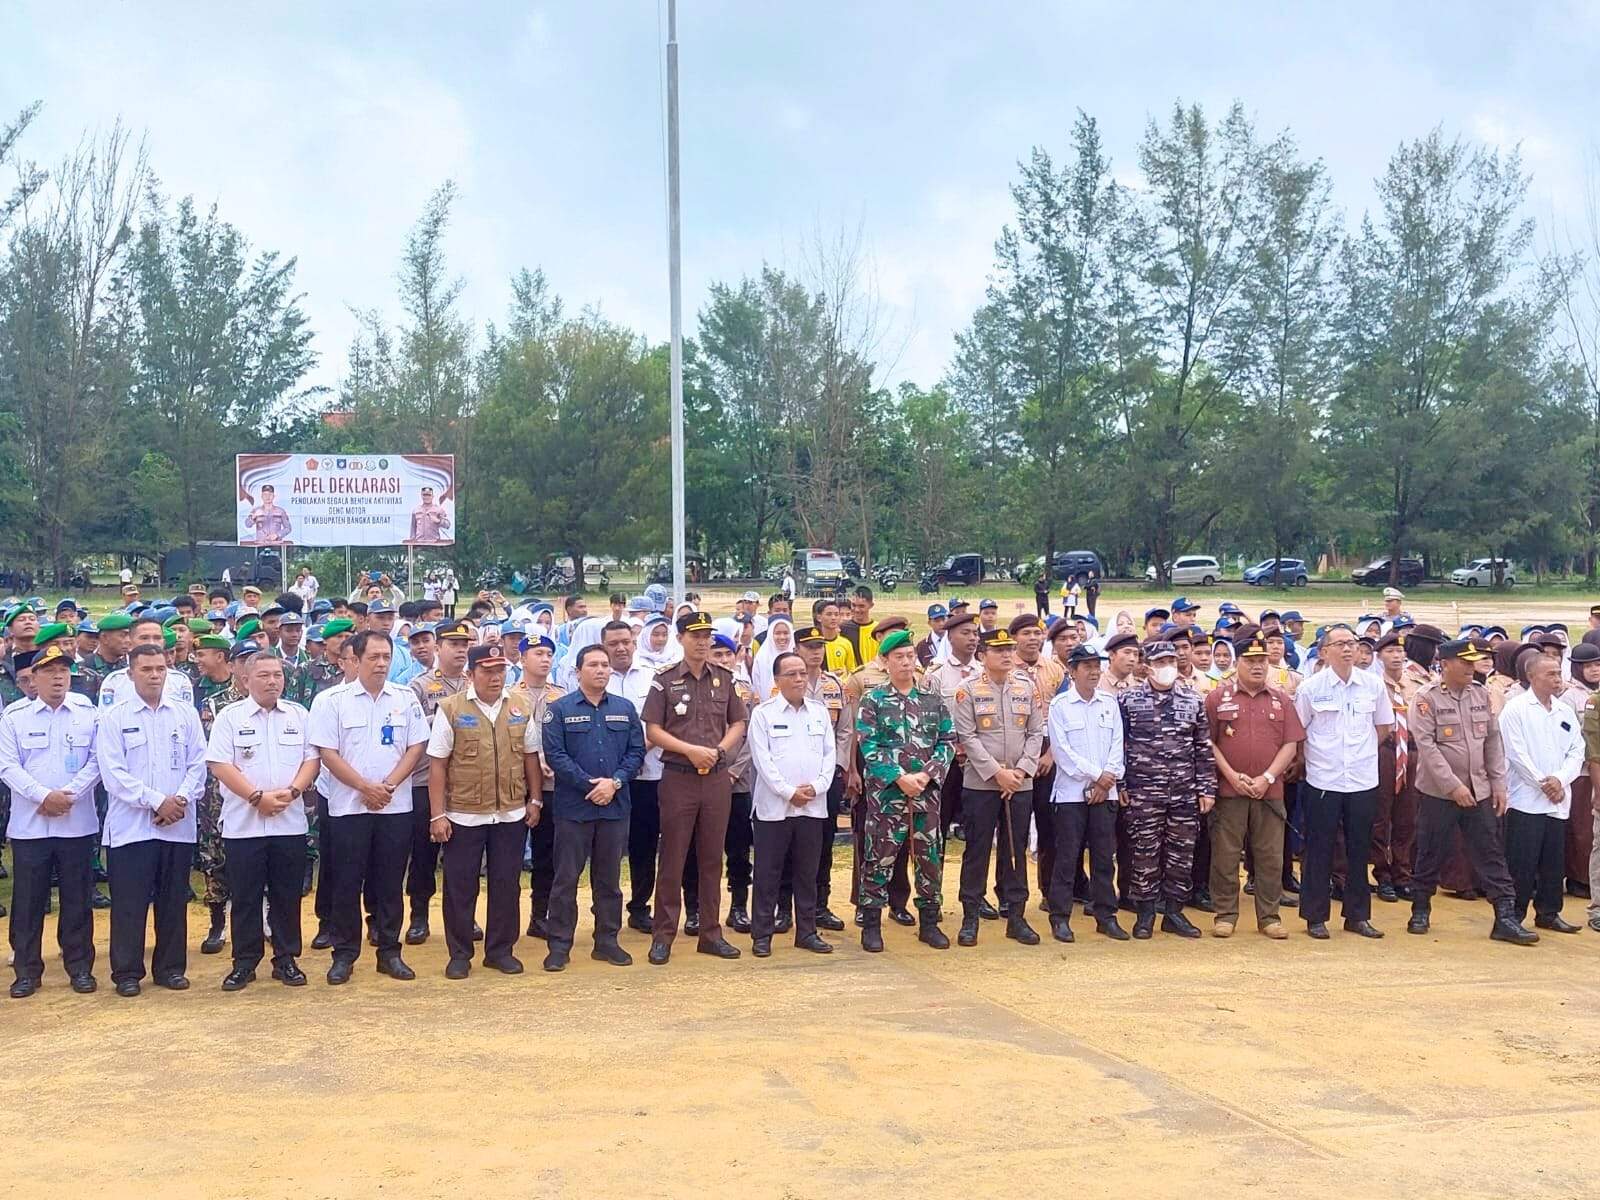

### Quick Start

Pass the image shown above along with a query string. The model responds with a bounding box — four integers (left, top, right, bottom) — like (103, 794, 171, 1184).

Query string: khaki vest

(439, 691, 532, 815)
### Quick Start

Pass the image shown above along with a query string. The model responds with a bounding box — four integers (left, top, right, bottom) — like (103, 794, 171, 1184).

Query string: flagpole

(667, 0, 687, 606)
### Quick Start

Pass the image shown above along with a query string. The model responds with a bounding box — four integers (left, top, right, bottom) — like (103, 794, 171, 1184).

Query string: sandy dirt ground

(6, 842, 1599, 1200)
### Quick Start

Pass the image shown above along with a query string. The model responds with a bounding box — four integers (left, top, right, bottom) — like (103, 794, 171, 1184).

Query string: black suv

(1351, 557, 1426, 588)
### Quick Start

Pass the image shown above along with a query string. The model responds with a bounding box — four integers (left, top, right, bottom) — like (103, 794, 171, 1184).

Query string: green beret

(1, 605, 29, 630)
(32, 622, 71, 647)
(98, 613, 134, 632)
(877, 629, 914, 657)
(186, 618, 213, 635)
(235, 618, 262, 640)
(320, 617, 355, 638)
(162, 627, 177, 649)
(195, 634, 232, 652)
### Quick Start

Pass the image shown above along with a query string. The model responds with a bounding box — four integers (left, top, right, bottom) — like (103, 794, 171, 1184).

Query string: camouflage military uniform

(1117, 681, 1217, 904)
(855, 682, 955, 910)
(76, 651, 122, 704)
(196, 679, 246, 905)
(271, 648, 316, 709)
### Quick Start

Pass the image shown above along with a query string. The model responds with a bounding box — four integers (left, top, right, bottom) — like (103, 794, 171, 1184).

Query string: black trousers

(225, 834, 306, 969)
(685, 790, 754, 914)
(107, 838, 191, 985)
(1030, 767, 1056, 909)
(329, 810, 410, 963)
(9, 834, 95, 981)
(527, 802, 555, 923)
(405, 784, 439, 909)
(959, 788, 1031, 909)
(779, 767, 844, 913)
(626, 778, 661, 917)
(314, 791, 335, 926)
(1301, 785, 1377, 924)
(548, 816, 628, 954)
(1503, 808, 1566, 920)
(441, 819, 525, 963)
(753, 816, 826, 941)
(1049, 802, 1117, 920)
(1412, 792, 1514, 904)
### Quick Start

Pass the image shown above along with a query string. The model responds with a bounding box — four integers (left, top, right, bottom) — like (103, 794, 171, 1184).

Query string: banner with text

(235, 454, 456, 547)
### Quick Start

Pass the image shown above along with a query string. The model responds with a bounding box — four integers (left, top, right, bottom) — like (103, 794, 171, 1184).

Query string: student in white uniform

(746, 651, 838, 957)
(97, 645, 208, 997)
(0, 642, 101, 997)
(206, 652, 322, 991)
(308, 630, 431, 985)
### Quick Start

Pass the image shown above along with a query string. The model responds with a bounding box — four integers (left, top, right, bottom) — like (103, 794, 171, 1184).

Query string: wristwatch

(1262, 771, 1277, 785)
(611, 775, 625, 791)
(247, 789, 264, 808)
(289, 786, 303, 800)
(714, 746, 727, 768)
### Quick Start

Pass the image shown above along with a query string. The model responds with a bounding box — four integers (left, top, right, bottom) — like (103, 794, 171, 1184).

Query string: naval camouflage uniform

(855, 681, 955, 911)
(1117, 681, 1216, 905)
(196, 678, 246, 905)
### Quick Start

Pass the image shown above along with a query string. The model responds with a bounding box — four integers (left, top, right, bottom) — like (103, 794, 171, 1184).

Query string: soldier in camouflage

(273, 611, 317, 709)
(196, 636, 256, 954)
(854, 630, 956, 952)
(1117, 640, 1216, 940)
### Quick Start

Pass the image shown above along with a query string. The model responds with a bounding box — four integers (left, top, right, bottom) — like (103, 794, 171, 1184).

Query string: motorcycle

(918, 572, 939, 595)
(873, 564, 899, 592)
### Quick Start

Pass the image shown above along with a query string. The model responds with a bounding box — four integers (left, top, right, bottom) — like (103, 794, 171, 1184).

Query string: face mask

(1151, 665, 1179, 687)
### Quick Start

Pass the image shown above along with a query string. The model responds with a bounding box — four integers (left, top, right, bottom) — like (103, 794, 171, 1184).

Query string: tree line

(1, 99, 1597, 587)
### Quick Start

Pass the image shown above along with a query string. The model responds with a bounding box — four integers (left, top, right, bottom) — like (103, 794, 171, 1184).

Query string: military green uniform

(855, 682, 956, 911)
(196, 679, 247, 906)
(271, 647, 316, 709)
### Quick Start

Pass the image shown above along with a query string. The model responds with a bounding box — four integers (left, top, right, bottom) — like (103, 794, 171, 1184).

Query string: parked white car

(1144, 555, 1223, 585)
(1450, 558, 1516, 588)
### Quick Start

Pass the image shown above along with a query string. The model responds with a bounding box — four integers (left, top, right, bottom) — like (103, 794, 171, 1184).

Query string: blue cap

(979, 597, 997, 610)
(1144, 607, 1170, 621)
(644, 584, 668, 604)
(1214, 615, 1239, 630)
(206, 610, 227, 621)
(1043, 614, 1060, 630)
(1158, 622, 1181, 637)
(1485, 625, 1508, 639)
(311, 598, 334, 615)
(228, 639, 263, 662)
(710, 632, 738, 652)
(27, 596, 44, 611)
(1171, 597, 1199, 613)
(1218, 601, 1242, 616)
(307, 624, 325, 643)
(1280, 610, 1303, 622)
(926, 603, 948, 619)
(78, 620, 99, 635)
(1258, 609, 1280, 622)
(947, 597, 968, 609)
(55, 597, 79, 613)
(518, 634, 556, 654)
(148, 606, 178, 625)
(369, 599, 396, 615)
(627, 595, 650, 610)
(1078, 612, 1099, 628)
(279, 610, 304, 626)
(224, 600, 241, 618)
(406, 621, 434, 640)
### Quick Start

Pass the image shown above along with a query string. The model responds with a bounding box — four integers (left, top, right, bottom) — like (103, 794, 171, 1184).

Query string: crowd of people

(0, 572, 1596, 999)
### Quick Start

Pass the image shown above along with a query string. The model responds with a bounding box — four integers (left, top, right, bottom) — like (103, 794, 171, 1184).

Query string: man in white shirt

(1293, 624, 1394, 940)
(426, 645, 541, 978)
(1046, 645, 1128, 943)
(747, 651, 837, 957)
(97, 615, 194, 712)
(207, 653, 322, 990)
(97, 645, 208, 996)
(1500, 654, 1585, 933)
(309, 630, 431, 984)
(0, 643, 101, 997)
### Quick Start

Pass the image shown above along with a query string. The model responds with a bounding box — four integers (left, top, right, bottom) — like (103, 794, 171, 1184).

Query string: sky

(4, 1, 1597, 397)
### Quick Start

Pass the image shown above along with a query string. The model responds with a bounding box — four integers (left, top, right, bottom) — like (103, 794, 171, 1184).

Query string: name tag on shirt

(22, 728, 46, 744)
(279, 726, 303, 744)
(604, 713, 629, 725)
(772, 722, 792, 738)
(122, 728, 147, 749)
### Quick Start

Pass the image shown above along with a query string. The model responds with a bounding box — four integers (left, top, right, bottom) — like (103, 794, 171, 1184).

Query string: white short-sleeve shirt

(1292, 665, 1393, 792)
(308, 680, 430, 817)
(206, 697, 319, 837)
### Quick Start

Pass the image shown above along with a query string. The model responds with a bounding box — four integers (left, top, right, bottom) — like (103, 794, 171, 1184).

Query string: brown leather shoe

(1260, 921, 1288, 940)
(1211, 919, 1235, 939)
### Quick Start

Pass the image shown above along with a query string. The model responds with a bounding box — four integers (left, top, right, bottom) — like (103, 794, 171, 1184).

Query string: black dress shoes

(404, 919, 430, 945)
(772, 911, 793, 935)
(10, 977, 39, 999)
(647, 940, 671, 965)
(1306, 922, 1330, 940)
(626, 912, 653, 934)
(471, 922, 484, 941)
(1096, 917, 1131, 941)
(751, 937, 772, 958)
(526, 916, 550, 940)
(1050, 915, 1074, 943)
(815, 907, 846, 932)
(697, 937, 741, 959)
(542, 950, 568, 972)
(155, 974, 189, 991)
(115, 979, 141, 998)
(1536, 913, 1581, 934)
(69, 972, 97, 994)
(727, 906, 752, 934)
(271, 960, 307, 986)
(485, 955, 524, 974)
(445, 957, 471, 979)
(326, 958, 354, 985)
(1376, 882, 1399, 903)
(976, 898, 1000, 921)
(795, 933, 832, 954)
(591, 943, 632, 966)
(888, 907, 916, 927)
(311, 925, 334, 951)
(1344, 919, 1384, 939)
(221, 966, 256, 992)
(683, 911, 701, 937)
(376, 956, 416, 980)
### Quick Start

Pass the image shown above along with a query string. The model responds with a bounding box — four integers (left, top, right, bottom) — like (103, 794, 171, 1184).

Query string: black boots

(1161, 899, 1201, 938)
(200, 903, 227, 954)
(957, 906, 980, 947)
(860, 906, 884, 953)
(1491, 899, 1539, 945)
(1005, 911, 1041, 945)
(1406, 898, 1431, 934)
(917, 908, 949, 950)
(1132, 901, 1157, 939)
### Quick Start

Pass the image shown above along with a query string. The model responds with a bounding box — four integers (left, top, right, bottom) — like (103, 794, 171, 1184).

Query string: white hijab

(750, 616, 795, 700)
(636, 615, 679, 670)
(556, 615, 610, 689)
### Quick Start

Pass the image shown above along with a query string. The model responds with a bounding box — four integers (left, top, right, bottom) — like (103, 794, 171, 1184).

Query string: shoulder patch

(954, 688, 967, 703)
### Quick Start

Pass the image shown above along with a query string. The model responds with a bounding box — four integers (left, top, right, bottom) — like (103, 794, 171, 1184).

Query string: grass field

(4, 842, 1598, 1199)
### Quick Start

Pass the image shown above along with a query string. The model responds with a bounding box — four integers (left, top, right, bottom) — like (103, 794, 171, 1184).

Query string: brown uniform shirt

(1409, 680, 1505, 801)
(641, 660, 745, 770)
(1204, 680, 1304, 801)
(951, 671, 1045, 790)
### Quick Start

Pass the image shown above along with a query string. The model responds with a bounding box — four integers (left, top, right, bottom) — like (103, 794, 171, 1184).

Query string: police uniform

(405, 655, 469, 940)
(0, 653, 101, 995)
(1117, 641, 1216, 936)
(949, 628, 1045, 944)
(206, 692, 319, 986)
(307, 673, 431, 980)
(926, 618, 983, 856)
(98, 682, 208, 992)
(640, 612, 747, 959)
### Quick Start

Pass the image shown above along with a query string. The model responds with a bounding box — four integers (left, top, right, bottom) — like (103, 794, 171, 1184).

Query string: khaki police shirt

(1409, 680, 1505, 801)
(950, 672, 1045, 791)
